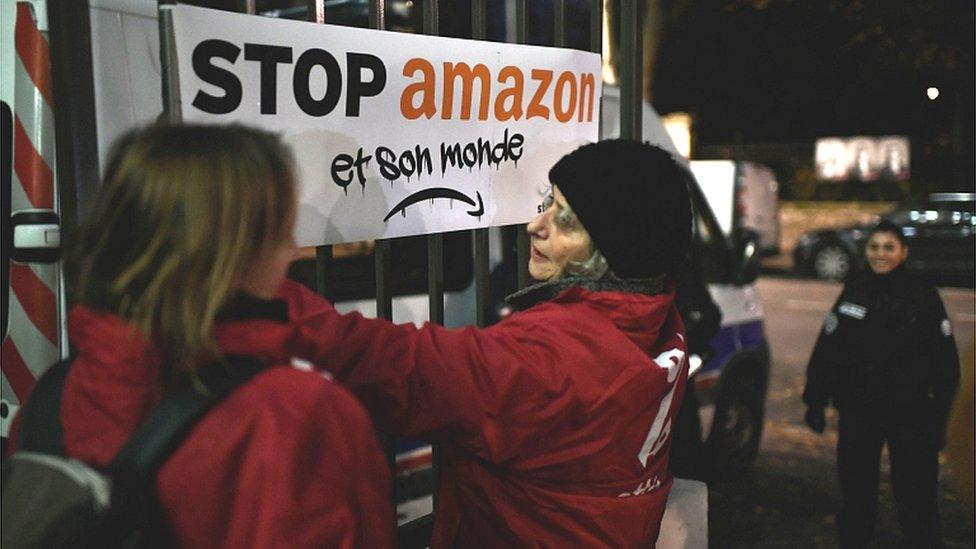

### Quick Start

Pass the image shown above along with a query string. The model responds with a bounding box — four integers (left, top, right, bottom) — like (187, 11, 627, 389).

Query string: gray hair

(553, 198, 611, 280)
(566, 248, 610, 279)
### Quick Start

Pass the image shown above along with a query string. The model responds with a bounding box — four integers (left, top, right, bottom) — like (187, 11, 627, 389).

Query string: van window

(689, 190, 729, 283)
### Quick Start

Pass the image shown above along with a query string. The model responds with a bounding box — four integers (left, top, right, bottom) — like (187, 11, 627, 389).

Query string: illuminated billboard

(815, 136, 910, 182)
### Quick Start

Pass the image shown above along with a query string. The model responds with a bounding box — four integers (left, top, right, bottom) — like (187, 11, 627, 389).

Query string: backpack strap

(18, 358, 74, 455)
(101, 355, 270, 547)
(107, 354, 267, 478)
(18, 355, 267, 465)
(15, 354, 270, 546)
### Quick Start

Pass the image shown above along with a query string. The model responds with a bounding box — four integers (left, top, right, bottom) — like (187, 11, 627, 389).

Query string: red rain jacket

(56, 298, 395, 548)
(283, 278, 689, 547)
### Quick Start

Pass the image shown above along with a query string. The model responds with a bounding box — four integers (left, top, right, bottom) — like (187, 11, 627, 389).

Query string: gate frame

(153, 1, 641, 545)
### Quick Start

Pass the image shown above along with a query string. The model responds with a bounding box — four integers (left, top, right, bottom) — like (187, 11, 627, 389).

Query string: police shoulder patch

(941, 318, 952, 337)
(823, 312, 839, 334)
(838, 302, 867, 320)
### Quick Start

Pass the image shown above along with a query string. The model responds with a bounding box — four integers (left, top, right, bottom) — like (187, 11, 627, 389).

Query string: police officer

(803, 220, 959, 549)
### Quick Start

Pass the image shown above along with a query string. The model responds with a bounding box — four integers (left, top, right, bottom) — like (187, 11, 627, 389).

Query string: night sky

(237, 1, 975, 147)
(651, 1, 974, 145)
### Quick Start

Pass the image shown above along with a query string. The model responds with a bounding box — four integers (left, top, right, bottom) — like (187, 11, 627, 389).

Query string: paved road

(707, 277, 975, 548)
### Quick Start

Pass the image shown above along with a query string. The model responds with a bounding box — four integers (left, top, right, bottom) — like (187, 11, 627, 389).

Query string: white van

(690, 160, 781, 256)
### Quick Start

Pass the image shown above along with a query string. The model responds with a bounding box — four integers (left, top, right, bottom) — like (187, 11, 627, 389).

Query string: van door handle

(10, 211, 61, 263)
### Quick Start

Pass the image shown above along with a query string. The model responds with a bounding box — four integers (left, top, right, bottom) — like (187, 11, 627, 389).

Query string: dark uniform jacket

(803, 267, 959, 430)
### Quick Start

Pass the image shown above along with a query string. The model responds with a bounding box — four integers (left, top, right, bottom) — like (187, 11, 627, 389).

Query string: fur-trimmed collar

(504, 275, 667, 311)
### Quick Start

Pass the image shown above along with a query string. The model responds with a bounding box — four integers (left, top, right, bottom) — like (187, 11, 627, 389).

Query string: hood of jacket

(62, 296, 296, 466)
(505, 275, 675, 355)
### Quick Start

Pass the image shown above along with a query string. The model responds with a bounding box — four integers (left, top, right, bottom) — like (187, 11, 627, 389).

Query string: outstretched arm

(281, 280, 586, 463)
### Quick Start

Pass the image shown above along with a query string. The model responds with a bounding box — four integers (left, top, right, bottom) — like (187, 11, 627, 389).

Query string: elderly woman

(283, 139, 694, 546)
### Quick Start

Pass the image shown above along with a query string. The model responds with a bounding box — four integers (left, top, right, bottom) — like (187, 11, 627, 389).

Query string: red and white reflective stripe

(395, 446, 433, 474)
(2, 2, 60, 426)
(12, 2, 55, 210)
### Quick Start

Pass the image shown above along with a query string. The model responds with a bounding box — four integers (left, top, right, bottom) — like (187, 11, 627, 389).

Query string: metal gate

(157, 0, 644, 545)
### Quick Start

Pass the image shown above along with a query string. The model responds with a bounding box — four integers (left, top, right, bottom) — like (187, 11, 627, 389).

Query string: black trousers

(836, 412, 943, 549)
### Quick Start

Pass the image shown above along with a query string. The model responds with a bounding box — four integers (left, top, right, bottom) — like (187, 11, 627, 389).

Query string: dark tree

(652, 0, 973, 191)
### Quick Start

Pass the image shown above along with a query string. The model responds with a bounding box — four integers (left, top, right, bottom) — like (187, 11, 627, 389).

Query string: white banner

(169, 5, 601, 247)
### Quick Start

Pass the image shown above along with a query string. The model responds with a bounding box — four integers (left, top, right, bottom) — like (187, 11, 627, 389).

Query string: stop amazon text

(190, 40, 597, 124)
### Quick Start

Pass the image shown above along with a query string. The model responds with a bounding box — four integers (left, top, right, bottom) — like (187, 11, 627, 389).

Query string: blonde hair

(70, 124, 296, 386)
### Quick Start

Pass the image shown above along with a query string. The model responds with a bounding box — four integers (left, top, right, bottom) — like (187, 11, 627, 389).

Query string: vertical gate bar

(619, 0, 642, 140)
(589, 0, 601, 53)
(158, 2, 181, 124)
(515, 0, 527, 44)
(374, 242, 393, 319)
(421, 0, 444, 516)
(513, 0, 530, 289)
(426, 232, 444, 513)
(307, 0, 330, 300)
(370, 0, 392, 323)
(315, 246, 334, 300)
(238, 0, 256, 15)
(422, 0, 443, 326)
(553, 0, 565, 47)
(427, 235, 445, 325)
(374, 239, 395, 513)
(589, 0, 603, 142)
(367, 1, 396, 493)
(474, 230, 490, 327)
(472, 0, 489, 328)
(423, 0, 443, 328)
(371, 0, 392, 323)
(472, 0, 486, 39)
(307, 0, 325, 23)
(368, 0, 385, 30)
(423, 0, 439, 35)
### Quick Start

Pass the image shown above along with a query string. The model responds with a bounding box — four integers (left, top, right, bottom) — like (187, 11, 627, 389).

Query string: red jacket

(57, 298, 395, 548)
(284, 278, 689, 547)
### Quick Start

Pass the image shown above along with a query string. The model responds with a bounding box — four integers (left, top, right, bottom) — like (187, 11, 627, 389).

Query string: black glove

(805, 406, 826, 434)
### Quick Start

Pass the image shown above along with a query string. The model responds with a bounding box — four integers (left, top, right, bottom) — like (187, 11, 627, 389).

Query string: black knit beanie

(548, 140, 693, 278)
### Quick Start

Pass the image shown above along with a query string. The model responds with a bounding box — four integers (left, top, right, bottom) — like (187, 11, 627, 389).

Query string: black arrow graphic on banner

(383, 188, 484, 222)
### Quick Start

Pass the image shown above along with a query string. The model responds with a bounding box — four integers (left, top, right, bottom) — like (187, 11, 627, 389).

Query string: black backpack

(1, 355, 268, 548)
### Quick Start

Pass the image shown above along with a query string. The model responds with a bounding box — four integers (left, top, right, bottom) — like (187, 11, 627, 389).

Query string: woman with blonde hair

(52, 124, 393, 547)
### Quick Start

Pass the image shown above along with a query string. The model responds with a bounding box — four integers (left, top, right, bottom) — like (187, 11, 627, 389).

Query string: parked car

(794, 192, 976, 285)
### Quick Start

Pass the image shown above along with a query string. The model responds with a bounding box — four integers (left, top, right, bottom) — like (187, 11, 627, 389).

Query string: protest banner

(169, 4, 601, 247)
